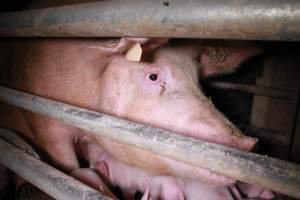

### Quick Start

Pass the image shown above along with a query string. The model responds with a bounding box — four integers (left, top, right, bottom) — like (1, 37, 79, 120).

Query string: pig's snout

(186, 111, 258, 152)
(170, 95, 258, 153)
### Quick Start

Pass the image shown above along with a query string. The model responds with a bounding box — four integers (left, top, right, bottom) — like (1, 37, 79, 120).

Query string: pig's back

(0, 39, 106, 145)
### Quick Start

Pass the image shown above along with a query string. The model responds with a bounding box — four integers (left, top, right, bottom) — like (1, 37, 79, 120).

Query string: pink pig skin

(0, 38, 266, 199)
(73, 135, 235, 200)
(74, 135, 273, 200)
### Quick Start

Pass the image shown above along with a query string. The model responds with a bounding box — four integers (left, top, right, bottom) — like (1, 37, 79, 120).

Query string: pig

(0, 37, 273, 199)
(72, 135, 236, 200)
(74, 134, 273, 200)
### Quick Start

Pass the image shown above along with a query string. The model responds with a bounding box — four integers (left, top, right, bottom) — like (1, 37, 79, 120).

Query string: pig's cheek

(148, 84, 166, 97)
(140, 77, 166, 97)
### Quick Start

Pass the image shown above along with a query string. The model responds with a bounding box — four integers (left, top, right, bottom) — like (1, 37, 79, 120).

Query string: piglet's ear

(198, 41, 262, 78)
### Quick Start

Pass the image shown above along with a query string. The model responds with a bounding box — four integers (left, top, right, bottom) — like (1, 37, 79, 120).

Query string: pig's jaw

(114, 106, 258, 186)
(155, 115, 257, 184)
(99, 104, 257, 186)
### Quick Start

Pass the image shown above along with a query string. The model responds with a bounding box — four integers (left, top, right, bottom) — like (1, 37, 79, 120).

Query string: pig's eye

(149, 73, 158, 81)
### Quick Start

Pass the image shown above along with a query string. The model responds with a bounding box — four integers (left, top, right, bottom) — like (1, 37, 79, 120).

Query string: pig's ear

(85, 38, 169, 55)
(81, 38, 169, 68)
(198, 41, 262, 78)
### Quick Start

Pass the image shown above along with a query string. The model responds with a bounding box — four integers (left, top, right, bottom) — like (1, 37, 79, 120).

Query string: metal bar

(0, 0, 300, 41)
(0, 86, 300, 198)
(0, 127, 112, 200)
(207, 81, 297, 100)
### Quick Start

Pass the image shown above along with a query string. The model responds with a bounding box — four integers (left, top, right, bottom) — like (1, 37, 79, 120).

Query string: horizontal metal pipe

(207, 81, 298, 100)
(0, 127, 112, 200)
(1, 86, 300, 198)
(0, 0, 300, 40)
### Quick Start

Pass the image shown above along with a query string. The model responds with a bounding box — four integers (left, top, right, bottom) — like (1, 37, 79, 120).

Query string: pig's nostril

(149, 73, 158, 81)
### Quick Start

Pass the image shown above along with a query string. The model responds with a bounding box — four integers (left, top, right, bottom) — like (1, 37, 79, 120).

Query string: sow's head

(91, 38, 260, 184)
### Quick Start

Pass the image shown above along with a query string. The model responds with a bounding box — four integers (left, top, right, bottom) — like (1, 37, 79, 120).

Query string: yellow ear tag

(126, 43, 142, 62)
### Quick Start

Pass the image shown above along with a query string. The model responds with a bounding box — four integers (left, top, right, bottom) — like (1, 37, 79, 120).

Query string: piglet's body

(73, 135, 237, 200)
(74, 135, 273, 200)
(0, 38, 271, 199)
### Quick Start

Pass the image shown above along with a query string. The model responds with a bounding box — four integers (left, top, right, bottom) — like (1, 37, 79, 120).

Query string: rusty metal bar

(207, 81, 298, 100)
(0, 86, 300, 198)
(0, 127, 112, 200)
(0, 0, 300, 41)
